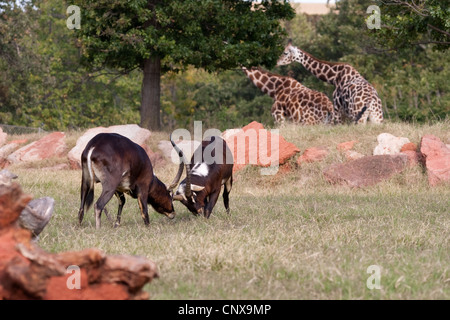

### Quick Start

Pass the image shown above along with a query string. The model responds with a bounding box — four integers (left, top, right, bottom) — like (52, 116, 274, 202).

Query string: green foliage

(375, 0, 450, 51)
(277, 0, 449, 124)
(0, 0, 142, 130)
(71, 0, 294, 129)
(0, 0, 448, 130)
(71, 0, 296, 72)
(0, 0, 41, 125)
(161, 68, 273, 131)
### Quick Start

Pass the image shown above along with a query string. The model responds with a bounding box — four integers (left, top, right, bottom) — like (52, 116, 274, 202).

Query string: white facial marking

(176, 183, 188, 201)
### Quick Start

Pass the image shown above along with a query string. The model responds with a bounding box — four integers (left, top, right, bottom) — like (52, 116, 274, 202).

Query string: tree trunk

(140, 56, 161, 130)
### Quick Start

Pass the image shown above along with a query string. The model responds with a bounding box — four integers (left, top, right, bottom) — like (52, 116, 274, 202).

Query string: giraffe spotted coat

(277, 43, 383, 124)
(242, 67, 337, 125)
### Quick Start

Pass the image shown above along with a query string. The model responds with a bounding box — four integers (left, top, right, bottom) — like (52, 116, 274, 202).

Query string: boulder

(420, 134, 450, 186)
(400, 142, 417, 152)
(373, 133, 410, 155)
(297, 147, 329, 165)
(0, 128, 6, 147)
(18, 197, 54, 240)
(401, 150, 423, 167)
(323, 154, 408, 187)
(0, 170, 53, 239)
(7, 133, 66, 164)
(0, 139, 28, 168)
(0, 182, 158, 300)
(68, 124, 151, 169)
(0, 169, 17, 186)
(223, 121, 300, 173)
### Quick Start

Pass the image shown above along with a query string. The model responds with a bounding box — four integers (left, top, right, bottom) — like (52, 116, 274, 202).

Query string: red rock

(337, 140, 358, 151)
(7, 132, 66, 164)
(323, 154, 408, 187)
(400, 150, 423, 167)
(400, 142, 417, 152)
(420, 135, 450, 186)
(0, 140, 28, 169)
(68, 124, 151, 169)
(224, 121, 300, 173)
(0, 182, 158, 300)
(242, 121, 265, 132)
(297, 147, 329, 165)
(140, 143, 166, 168)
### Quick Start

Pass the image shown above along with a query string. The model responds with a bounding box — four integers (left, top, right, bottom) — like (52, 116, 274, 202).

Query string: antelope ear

(191, 184, 205, 192)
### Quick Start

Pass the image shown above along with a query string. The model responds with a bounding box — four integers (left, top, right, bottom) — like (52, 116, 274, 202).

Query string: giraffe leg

(271, 102, 285, 124)
(355, 104, 370, 124)
(368, 98, 384, 124)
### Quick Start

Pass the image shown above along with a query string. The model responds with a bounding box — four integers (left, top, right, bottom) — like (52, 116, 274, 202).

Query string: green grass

(8, 120, 450, 300)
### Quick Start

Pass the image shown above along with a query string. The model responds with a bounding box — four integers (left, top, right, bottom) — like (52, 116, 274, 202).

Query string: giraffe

(276, 41, 383, 124)
(242, 67, 338, 125)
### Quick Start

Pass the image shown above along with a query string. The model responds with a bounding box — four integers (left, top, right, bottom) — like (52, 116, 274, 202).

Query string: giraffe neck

(291, 47, 343, 86)
(243, 67, 296, 98)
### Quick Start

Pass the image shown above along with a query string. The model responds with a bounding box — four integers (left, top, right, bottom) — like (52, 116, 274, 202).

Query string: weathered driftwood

(0, 169, 53, 239)
(0, 182, 158, 300)
(0, 169, 17, 186)
(19, 197, 54, 239)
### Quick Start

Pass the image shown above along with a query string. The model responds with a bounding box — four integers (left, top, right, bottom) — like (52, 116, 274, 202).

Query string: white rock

(373, 133, 410, 155)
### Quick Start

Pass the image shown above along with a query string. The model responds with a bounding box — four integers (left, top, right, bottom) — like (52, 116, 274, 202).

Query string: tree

(375, 0, 450, 51)
(72, 0, 295, 130)
(0, 0, 41, 125)
(278, 0, 449, 123)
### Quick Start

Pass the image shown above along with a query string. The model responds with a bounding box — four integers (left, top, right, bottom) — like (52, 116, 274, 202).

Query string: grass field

(7, 121, 450, 300)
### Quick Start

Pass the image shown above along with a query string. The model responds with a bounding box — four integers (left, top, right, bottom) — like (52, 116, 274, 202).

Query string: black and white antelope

(170, 135, 234, 218)
(78, 133, 184, 228)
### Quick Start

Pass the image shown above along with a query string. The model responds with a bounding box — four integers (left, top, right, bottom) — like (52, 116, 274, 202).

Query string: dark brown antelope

(78, 133, 184, 228)
(171, 135, 233, 218)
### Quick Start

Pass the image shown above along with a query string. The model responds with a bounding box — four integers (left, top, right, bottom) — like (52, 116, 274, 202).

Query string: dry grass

(7, 120, 450, 300)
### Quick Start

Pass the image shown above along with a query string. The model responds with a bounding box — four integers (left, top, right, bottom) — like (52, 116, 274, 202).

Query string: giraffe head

(277, 40, 300, 66)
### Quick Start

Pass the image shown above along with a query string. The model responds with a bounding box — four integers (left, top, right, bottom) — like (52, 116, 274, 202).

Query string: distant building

(291, 2, 336, 15)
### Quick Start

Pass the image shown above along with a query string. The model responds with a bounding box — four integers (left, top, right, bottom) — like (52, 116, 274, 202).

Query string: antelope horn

(169, 135, 192, 199)
(184, 162, 192, 199)
(168, 162, 184, 191)
(168, 135, 185, 191)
